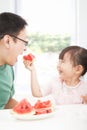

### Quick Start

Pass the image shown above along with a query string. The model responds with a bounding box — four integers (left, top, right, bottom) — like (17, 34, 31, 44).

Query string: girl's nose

(57, 62, 60, 70)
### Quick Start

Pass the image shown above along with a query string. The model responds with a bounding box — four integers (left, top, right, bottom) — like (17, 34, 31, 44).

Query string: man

(0, 12, 28, 109)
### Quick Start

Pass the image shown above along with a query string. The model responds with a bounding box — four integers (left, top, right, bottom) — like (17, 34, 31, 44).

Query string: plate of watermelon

(11, 99, 55, 120)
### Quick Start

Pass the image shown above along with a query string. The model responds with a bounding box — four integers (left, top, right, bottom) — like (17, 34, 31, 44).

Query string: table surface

(0, 104, 87, 130)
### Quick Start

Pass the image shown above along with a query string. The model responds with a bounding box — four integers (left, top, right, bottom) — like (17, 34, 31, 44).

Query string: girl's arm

(23, 60, 42, 97)
(31, 65, 42, 97)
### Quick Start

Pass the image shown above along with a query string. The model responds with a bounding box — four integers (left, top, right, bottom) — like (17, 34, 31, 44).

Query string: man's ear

(3, 35, 10, 48)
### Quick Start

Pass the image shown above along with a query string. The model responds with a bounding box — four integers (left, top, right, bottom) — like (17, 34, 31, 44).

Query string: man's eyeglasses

(10, 35, 28, 46)
(0, 34, 28, 46)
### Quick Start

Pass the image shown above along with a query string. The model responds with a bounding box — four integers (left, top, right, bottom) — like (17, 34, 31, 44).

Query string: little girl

(23, 46, 87, 105)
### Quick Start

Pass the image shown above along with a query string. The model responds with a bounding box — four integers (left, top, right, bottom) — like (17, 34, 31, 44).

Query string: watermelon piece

(23, 53, 35, 62)
(34, 100, 53, 115)
(12, 99, 53, 115)
(34, 100, 52, 109)
(13, 99, 33, 114)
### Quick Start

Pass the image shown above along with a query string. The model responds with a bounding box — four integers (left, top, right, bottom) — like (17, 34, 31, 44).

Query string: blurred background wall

(0, 0, 15, 13)
(0, 0, 87, 48)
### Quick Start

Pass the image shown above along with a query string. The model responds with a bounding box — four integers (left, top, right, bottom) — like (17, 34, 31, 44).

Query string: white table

(0, 104, 87, 130)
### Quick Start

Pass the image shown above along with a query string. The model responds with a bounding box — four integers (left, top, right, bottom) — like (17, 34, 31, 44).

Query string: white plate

(10, 109, 56, 120)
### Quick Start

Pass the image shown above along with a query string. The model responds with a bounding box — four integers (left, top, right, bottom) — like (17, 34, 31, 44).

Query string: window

(14, 0, 76, 98)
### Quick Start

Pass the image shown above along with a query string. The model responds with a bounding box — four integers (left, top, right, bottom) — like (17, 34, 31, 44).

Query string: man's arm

(4, 98, 18, 109)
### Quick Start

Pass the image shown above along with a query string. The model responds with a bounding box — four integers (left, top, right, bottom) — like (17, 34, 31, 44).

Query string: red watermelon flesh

(23, 53, 35, 62)
(13, 99, 33, 114)
(12, 99, 53, 115)
(34, 100, 53, 115)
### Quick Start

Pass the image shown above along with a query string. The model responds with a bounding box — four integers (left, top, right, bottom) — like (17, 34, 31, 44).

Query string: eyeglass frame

(10, 34, 28, 46)
(0, 34, 28, 46)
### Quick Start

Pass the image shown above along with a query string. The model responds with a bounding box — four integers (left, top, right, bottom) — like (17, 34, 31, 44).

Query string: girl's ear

(75, 65, 84, 75)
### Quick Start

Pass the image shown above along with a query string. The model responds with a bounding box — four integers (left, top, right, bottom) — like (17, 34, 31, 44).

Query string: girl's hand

(23, 59, 34, 71)
(82, 95, 87, 104)
(23, 53, 35, 71)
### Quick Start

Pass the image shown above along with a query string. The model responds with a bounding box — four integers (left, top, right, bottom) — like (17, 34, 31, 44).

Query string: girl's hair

(59, 45, 87, 76)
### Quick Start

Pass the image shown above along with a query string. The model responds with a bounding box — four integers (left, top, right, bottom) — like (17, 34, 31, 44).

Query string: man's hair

(0, 12, 27, 38)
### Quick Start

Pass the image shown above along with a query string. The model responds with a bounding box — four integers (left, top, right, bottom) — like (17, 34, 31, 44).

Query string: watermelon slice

(12, 99, 53, 115)
(34, 100, 53, 115)
(23, 53, 35, 62)
(34, 100, 52, 109)
(13, 99, 34, 114)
